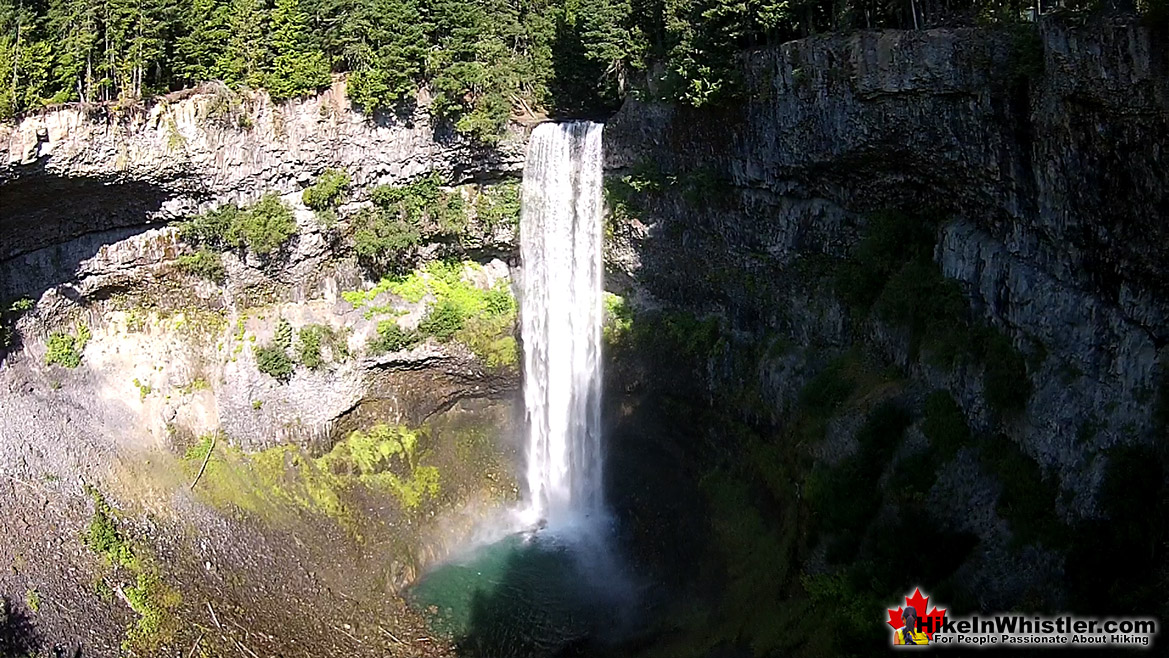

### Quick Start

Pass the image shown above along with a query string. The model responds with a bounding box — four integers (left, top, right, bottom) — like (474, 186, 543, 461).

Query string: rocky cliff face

(0, 81, 524, 263)
(607, 16, 1167, 510)
(602, 14, 1168, 623)
(0, 82, 526, 657)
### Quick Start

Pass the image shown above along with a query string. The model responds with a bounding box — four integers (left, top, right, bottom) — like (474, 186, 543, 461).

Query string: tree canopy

(0, 0, 1160, 136)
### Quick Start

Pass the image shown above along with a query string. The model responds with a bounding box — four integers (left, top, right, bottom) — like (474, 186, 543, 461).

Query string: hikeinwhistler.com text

(923, 615, 1158, 648)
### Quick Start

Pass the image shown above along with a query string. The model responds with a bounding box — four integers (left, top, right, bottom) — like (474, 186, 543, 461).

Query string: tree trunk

(12, 7, 21, 107)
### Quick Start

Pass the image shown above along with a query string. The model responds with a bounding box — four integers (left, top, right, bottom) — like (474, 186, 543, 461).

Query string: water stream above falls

(410, 122, 631, 656)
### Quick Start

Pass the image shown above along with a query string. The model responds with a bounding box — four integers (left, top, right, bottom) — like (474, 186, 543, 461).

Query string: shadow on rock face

(1, 163, 177, 260)
(0, 164, 177, 301)
(0, 596, 43, 658)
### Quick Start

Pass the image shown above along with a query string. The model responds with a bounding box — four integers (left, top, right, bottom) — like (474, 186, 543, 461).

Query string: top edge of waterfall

(529, 120, 604, 136)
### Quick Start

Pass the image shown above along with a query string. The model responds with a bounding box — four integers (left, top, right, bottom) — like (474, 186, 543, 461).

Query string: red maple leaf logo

(887, 588, 948, 640)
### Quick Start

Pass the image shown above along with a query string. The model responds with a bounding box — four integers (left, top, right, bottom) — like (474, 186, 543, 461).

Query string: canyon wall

(601, 14, 1169, 633)
(1, 13, 1166, 657)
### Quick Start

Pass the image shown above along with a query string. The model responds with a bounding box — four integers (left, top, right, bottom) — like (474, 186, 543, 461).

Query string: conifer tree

(344, 0, 427, 111)
(266, 0, 329, 99)
(220, 0, 268, 89)
(175, 0, 232, 85)
(47, 0, 100, 102)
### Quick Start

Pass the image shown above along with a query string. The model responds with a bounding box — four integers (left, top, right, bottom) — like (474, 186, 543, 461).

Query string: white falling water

(520, 121, 606, 529)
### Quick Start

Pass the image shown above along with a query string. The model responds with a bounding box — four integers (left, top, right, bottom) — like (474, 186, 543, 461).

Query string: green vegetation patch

(122, 572, 182, 654)
(24, 588, 40, 613)
(231, 194, 299, 255)
(371, 320, 422, 353)
(187, 424, 442, 527)
(254, 342, 294, 382)
(628, 308, 725, 362)
(176, 248, 225, 281)
(322, 424, 442, 510)
(177, 193, 298, 257)
(83, 487, 137, 569)
(806, 401, 913, 561)
(78, 486, 183, 653)
(834, 209, 1033, 415)
(700, 466, 800, 653)
(792, 351, 900, 447)
(981, 331, 1031, 415)
(296, 324, 349, 369)
(603, 293, 633, 346)
(355, 261, 518, 369)
(352, 174, 465, 269)
(45, 321, 91, 369)
(475, 182, 521, 231)
(1, 296, 35, 350)
(302, 169, 350, 211)
(273, 317, 293, 351)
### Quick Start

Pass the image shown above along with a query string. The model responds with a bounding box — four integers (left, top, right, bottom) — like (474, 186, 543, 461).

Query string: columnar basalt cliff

(0, 82, 524, 261)
(607, 16, 1168, 506)
(601, 15, 1168, 643)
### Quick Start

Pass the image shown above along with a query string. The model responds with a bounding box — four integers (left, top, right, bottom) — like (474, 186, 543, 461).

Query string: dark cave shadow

(0, 160, 176, 302)
(0, 596, 43, 658)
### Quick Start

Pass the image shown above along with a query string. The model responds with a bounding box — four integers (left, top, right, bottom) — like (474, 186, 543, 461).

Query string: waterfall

(520, 121, 606, 528)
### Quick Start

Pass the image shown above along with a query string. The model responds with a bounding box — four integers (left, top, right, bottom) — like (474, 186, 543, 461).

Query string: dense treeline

(0, 0, 1163, 136)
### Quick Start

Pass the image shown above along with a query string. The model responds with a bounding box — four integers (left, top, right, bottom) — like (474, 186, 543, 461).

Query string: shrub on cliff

(369, 174, 465, 236)
(297, 323, 349, 366)
(351, 176, 466, 270)
(370, 321, 420, 354)
(297, 325, 323, 368)
(254, 343, 293, 382)
(981, 434, 1066, 549)
(352, 209, 421, 270)
(418, 300, 464, 342)
(353, 261, 518, 367)
(45, 322, 90, 369)
(176, 249, 225, 281)
(807, 401, 913, 561)
(178, 205, 239, 249)
(475, 182, 521, 231)
(178, 194, 297, 258)
(273, 318, 293, 351)
(302, 169, 350, 211)
(227, 194, 298, 255)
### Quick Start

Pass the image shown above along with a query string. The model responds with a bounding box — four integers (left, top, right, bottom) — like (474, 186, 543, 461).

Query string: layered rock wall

(605, 16, 1168, 518)
(0, 81, 524, 262)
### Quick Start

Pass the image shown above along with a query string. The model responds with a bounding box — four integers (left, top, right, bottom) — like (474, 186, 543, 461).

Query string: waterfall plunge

(409, 124, 631, 643)
(520, 121, 606, 529)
